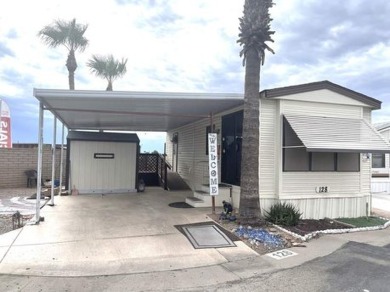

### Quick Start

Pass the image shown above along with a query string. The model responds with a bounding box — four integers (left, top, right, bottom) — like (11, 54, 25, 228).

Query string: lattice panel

(139, 154, 159, 173)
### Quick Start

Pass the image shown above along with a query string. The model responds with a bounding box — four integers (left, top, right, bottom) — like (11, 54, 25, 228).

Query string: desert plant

(265, 202, 302, 226)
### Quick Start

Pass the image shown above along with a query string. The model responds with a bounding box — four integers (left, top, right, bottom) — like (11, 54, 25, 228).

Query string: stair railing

(158, 154, 172, 190)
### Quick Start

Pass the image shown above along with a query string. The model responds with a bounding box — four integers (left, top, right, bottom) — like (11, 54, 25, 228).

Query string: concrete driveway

(1, 188, 389, 291)
(373, 192, 390, 212)
(0, 188, 258, 277)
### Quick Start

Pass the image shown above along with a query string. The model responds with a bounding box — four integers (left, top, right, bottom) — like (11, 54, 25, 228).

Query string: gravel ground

(208, 213, 301, 255)
(0, 188, 37, 236)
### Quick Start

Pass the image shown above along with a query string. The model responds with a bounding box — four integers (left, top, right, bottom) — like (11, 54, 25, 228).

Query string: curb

(273, 218, 390, 242)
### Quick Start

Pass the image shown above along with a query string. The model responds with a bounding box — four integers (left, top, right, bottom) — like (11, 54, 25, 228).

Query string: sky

(0, 0, 390, 153)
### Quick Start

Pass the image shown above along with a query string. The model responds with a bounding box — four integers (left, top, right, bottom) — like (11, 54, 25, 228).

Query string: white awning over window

(284, 114, 390, 153)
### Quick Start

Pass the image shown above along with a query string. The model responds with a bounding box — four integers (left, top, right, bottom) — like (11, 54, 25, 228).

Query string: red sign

(0, 100, 12, 148)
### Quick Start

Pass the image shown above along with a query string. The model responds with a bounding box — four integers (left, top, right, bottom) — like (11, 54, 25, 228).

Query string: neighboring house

(371, 122, 390, 193)
(165, 81, 390, 219)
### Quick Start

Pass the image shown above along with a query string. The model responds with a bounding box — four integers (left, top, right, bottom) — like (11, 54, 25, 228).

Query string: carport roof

(33, 89, 244, 132)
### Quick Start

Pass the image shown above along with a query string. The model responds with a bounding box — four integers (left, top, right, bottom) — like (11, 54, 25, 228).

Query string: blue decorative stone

(234, 226, 284, 249)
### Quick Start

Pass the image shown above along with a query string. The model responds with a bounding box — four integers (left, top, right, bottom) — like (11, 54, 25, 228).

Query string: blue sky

(1, 0, 390, 153)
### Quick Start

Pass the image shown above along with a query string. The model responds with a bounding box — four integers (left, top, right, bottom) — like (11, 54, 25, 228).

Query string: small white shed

(66, 131, 140, 194)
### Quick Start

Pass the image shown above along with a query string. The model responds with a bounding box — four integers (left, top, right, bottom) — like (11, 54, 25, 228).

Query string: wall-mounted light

(171, 132, 178, 144)
(362, 153, 370, 162)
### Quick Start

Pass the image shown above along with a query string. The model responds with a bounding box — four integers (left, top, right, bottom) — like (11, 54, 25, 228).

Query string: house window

(372, 153, 385, 168)
(283, 118, 360, 172)
(337, 153, 360, 172)
(283, 148, 310, 171)
(311, 152, 336, 171)
(283, 118, 309, 171)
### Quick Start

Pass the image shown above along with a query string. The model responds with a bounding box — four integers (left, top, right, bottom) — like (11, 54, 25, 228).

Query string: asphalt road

(0, 241, 388, 291)
(201, 241, 390, 292)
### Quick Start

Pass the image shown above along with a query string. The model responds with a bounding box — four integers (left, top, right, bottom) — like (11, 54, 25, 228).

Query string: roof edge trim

(261, 80, 381, 109)
(34, 88, 244, 101)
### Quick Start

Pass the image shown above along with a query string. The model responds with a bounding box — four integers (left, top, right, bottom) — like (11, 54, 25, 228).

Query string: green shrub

(265, 202, 302, 226)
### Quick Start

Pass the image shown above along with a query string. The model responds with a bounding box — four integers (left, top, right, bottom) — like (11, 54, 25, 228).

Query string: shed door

(70, 141, 137, 194)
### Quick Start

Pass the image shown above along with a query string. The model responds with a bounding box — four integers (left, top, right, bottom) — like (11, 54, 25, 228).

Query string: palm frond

(87, 54, 128, 90)
(237, 0, 275, 66)
(38, 18, 89, 52)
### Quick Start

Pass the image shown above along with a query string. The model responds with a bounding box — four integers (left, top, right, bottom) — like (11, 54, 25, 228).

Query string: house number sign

(266, 249, 298, 260)
(315, 186, 329, 193)
(208, 133, 219, 196)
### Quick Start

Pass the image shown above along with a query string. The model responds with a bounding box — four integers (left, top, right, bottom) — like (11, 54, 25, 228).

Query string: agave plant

(265, 202, 302, 226)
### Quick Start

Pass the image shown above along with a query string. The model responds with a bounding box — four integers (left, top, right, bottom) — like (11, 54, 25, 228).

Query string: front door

(221, 111, 243, 186)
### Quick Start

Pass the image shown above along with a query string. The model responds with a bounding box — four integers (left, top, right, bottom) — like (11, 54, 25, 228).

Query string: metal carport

(33, 88, 244, 223)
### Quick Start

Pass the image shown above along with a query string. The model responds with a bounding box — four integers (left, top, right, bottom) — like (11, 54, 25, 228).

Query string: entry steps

(185, 184, 232, 207)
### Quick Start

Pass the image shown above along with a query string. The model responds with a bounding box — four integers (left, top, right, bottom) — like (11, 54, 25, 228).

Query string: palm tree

(38, 19, 89, 90)
(87, 55, 128, 91)
(237, 0, 275, 222)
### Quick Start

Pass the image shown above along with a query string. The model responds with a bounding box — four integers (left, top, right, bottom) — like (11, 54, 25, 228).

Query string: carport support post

(210, 112, 216, 214)
(58, 123, 65, 195)
(49, 117, 57, 205)
(35, 102, 44, 223)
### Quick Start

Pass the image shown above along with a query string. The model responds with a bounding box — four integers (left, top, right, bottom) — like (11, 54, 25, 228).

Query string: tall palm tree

(237, 0, 275, 221)
(38, 19, 89, 90)
(87, 55, 128, 91)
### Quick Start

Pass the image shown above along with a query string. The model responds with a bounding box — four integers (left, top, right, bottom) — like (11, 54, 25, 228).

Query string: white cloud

(1, 0, 390, 146)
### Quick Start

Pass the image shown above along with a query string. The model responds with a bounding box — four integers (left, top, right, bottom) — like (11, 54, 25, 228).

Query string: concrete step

(199, 184, 231, 196)
(186, 188, 232, 208)
(185, 196, 209, 208)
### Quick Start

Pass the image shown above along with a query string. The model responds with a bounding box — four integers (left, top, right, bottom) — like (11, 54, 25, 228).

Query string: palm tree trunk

(239, 48, 261, 220)
(66, 49, 77, 90)
(106, 80, 113, 91)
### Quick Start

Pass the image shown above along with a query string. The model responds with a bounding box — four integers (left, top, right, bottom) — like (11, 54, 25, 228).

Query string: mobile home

(166, 81, 390, 219)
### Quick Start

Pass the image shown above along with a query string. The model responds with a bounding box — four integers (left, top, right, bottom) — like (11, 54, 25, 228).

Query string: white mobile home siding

(363, 107, 372, 122)
(165, 107, 243, 204)
(278, 96, 372, 218)
(259, 99, 278, 198)
(276, 89, 368, 108)
(166, 116, 222, 190)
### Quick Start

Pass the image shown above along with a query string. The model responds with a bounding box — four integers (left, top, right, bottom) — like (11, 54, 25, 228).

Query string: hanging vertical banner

(0, 99, 12, 148)
(208, 133, 219, 196)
